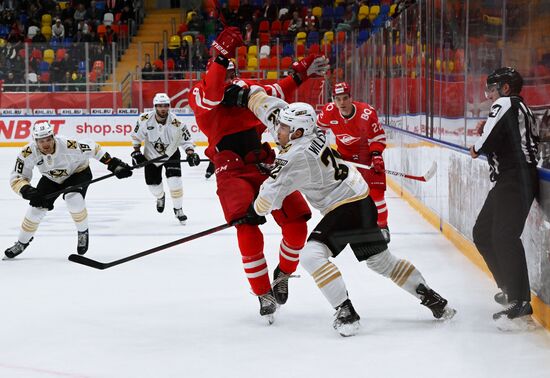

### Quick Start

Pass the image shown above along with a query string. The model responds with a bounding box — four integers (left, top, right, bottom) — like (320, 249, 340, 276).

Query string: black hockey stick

(44, 154, 169, 199)
(68, 219, 244, 270)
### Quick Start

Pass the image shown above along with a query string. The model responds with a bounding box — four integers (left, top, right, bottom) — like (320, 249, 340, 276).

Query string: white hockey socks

(366, 249, 426, 298)
(148, 183, 165, 199)
(167, 176, 183, 209)
(300, 241, 349, 308)
(18, 206, 47, 243)
(65, 192, 88, 232)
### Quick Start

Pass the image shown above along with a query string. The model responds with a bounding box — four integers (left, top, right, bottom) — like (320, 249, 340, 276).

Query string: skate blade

(262, 313, 275, 325)
(437, 306, 457, 321)
(335, 321, 360, 337)
(495, 315, 537, 332)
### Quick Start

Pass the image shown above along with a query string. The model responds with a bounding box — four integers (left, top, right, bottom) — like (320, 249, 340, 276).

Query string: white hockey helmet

(278, 102, 317, 136)
(32, 121, 54, 140)
(153, 92, 171, 107)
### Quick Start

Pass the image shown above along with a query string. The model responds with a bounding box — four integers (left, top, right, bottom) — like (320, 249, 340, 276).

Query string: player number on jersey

(321, 147, 349, 181)
(14, 158, 24, 174)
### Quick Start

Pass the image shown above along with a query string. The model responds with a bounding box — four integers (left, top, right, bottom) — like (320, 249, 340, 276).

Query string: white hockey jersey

(131, 111, 195, 163)
(248, 91, 369, 216)
(10, 136, 108, 194)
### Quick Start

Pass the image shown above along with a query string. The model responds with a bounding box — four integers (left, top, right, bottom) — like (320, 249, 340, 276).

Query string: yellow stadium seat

(43, 49, 55, 64)
(41, 25, 52, 40)
(186, 11, 196, 24)
(369, 5, 380, 22)
(266, 71, 278, 79)
(247, 56, 258, 70)
(41, 14, 52, 26)
(296, 31, 306, 44)
(389, 4, 397, 16)
(358, 5, 369, 20)
(247, 45, 258, 57)
(169, 34, 181, 49)
(183, 35, 193, 45)
(323, 31, 334, 43)
(312, 6, 322, 18)
(58, 1, 68, 9)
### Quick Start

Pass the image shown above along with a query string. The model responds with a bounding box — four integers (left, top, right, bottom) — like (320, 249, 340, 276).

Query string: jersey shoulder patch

(21, 145, 32, 158)
(171, 118, 181, 127)
(140, 113, 150, 121)
(67, 139, 78, 149)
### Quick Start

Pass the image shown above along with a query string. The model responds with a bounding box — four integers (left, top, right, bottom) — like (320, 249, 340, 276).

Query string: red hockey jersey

(317, 101, 386, 165)
(188, 61, 298, 158)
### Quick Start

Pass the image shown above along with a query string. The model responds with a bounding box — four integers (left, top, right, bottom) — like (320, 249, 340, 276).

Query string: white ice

(0, 146, 549, 378)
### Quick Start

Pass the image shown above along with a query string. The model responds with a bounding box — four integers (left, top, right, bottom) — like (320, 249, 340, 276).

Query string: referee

(469, 67, 539, 328)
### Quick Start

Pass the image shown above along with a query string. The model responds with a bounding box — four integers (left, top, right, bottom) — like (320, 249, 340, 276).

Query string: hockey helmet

(153, 92, 171, 107)
(332, 82, 351, 97)
(486, 67, 523, 96)
(278, 102, 317, 136)
(32, 121, 54, 140)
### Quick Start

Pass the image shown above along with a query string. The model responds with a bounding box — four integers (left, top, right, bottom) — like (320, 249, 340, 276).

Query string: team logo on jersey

(48, 169, 68, 178)
(147, 126, 154, 130)
(152, 138, 168, 154)
(21, 146, 32, 158)
(489, 104, 502, 118)
(335, 134, 360, 145)
(330, 120, 339, 124)
(67, 140, 77, 149)
(37, 159, 44, 166)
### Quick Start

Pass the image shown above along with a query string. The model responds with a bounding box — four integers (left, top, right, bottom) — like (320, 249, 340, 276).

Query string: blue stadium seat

(95, 1, 106, 10)
(307, 31, 319, 46)
(357, 29, 370, 45)
(78, 61, 87, 74)
(282, 43, 294, 57)
(322, 6, 334, 20)
(334, 6, 345, 23)
(380, 4, 390, 16)
(39, 61, 50, 73)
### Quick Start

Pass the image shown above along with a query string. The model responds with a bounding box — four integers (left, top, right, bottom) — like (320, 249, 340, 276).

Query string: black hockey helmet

(486, 67, 523, 95)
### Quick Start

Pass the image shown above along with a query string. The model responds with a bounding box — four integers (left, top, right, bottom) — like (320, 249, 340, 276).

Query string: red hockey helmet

(332, 82, 351, 97)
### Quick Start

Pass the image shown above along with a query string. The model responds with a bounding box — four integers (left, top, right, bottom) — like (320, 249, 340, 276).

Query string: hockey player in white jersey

(5, 121, 133, 258)
(130, 93, 200, 224)
(242, 89, 456, 336)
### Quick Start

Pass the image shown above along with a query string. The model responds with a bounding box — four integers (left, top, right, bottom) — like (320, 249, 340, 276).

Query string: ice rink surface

(0, 146, 549, 378)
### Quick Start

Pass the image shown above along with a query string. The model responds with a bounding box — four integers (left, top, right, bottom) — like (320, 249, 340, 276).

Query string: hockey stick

(44, 154, 170, 199)
(349, 161, 438, 182)
(68, 219, 244, 270)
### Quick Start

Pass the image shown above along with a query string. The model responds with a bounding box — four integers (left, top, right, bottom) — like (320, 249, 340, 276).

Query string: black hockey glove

(20, 185, 51, 209)
(186, 151, 201, 167)
(107, 157, 133, 179)
(243, 203, 266, 225)
(221, 84, 250, 107)
(131, 150, 147, 166)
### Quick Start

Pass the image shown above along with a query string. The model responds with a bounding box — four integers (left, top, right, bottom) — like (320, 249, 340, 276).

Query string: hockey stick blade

(67, 221, 239, 270)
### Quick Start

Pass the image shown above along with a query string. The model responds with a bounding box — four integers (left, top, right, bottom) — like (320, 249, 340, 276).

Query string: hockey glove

(131, 150, 147, 166)
(291, 54, 330, 82)
(20, 185, 51, 209)
(221, 84, 250, 107)
(244, 203, 267, 225)
(107, 157, 133, 179)
(212, 27, 243, 59)
(371, 152, 385, 174)
(186, 151, 201, 167)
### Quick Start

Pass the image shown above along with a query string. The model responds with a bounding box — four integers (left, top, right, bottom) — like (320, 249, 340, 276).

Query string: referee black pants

(472, 167, 539, 302)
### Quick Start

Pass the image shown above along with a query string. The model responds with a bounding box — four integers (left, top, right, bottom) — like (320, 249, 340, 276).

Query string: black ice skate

(493, 300, 535, 331)
(258, 290, 278, 324)
(416, 283, 456, 320)
(272, 265, 298, 305)
(173, 208, 188, 225)
(156, 194, 165, 213)
(333, 299, 360, 337)
(494, 291, 509, 306)
(4, 237, 33, 259)
(77, 230, 89, 255)
(380, 226, 391, 243)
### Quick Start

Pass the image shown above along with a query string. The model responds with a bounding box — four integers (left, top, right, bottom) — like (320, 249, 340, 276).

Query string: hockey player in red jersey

(188, 26, 329, 322)
(317, 82, 390, 241)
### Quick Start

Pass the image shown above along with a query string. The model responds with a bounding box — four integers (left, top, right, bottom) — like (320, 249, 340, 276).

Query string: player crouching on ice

(239, 88, 457, 336)
(5, 121, 133, 258)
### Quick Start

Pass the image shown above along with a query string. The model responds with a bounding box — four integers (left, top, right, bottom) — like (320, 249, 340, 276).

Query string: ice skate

(258, 290, 278, 324)
(493, 301, 536, 331)
(156, 194, 165, 213)
(272, 265, 298, 305)
(4, 237, 33, 259)
(173, 208, 188, 225)
(333, 299, 360, 337)
(416, 284, 456, 320)
(77, 230, 89, 255)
